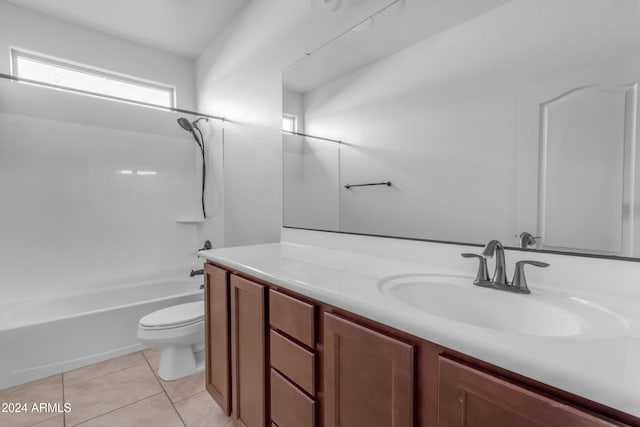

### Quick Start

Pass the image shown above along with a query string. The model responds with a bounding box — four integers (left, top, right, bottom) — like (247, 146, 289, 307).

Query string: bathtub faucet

(190, 269, 204, 277)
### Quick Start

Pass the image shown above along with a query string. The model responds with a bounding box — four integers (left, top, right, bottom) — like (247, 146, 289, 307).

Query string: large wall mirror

(283, 0, 640, 259)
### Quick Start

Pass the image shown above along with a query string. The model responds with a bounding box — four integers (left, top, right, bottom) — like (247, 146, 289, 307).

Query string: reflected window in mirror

(282, 114, 297, 132)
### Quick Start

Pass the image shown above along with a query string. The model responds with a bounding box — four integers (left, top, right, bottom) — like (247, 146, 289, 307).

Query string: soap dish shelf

(176, 218, 205, 224)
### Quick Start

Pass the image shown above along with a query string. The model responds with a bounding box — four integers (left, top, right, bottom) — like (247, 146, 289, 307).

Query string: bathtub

(0, 277, 203, 389)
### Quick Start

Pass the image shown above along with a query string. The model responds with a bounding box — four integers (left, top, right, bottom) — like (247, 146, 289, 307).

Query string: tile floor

(0, 350, 234, 427)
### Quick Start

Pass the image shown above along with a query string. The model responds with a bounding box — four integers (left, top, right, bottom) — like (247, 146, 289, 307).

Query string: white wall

(0, 2, 207, 302)
(283, 134, 340, 230)
(0, 1, 196, 110)
(196, 0, 395, 247)
(302, 44, 518, 244)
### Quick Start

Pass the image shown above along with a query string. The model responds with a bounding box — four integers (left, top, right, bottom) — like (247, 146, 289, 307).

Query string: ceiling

(284, 0, 512, 93)
(2, 0, 251, 58)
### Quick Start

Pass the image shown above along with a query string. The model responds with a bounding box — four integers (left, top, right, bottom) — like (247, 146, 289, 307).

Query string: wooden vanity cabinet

(269, 289, 315, 348)
(204, 262, 638, 427)
(230, 274, 267, 427)
(203, 263, 231, 415)
(269, 289, 318, 427)
(323, 312, 414, 427)
(438, 357, 621, 427)
(204, 266, 267, 427)
(271, 368, 316, 427)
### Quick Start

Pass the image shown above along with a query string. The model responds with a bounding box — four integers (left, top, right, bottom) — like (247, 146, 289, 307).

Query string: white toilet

(137, 301, 205, 381)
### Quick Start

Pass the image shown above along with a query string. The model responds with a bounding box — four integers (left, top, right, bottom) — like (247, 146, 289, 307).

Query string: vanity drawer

(271, 369, 316, 427)
(270, 329, 316, 395)
(269, 289, 315, 348)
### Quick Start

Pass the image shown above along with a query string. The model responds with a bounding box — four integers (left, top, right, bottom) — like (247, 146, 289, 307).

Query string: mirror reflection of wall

(283, 90, 340, 231)
(283, 0, 640, 258)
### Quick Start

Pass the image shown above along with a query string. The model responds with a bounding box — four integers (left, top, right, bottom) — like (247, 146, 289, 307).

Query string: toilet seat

(137, 299, 205, 380)
(139, 301, 204, 330)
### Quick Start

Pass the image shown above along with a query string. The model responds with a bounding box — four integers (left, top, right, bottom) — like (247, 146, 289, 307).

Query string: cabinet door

(204, 263, 230, 415)
(231, 275, 266, 427)
(324, 312, 414, 427)
(438, 357, 620, 427)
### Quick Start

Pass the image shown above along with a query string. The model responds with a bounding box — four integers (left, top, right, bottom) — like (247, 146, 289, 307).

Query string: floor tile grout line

(142, 349, 205, 405)
(62, 373, 66, 427)
(23, 414, 61, 427)
(14, 352, 161, 427)
(147, 363, 205, 407)
(142, 350, 190, 403)
(63, 356, 146, 388)
(21, 412, 60, 427)
(140, 351, 162, 388)
(140, 349, 156, 368)
(20, 375, 63, 427)
(64, 352, 163, 426)
(67, 391, 165, 427)
(142, 351, 187, 427)
(154, 371, 204, 405)
(165, 391, 189, 427)
(169, 389, 206, 403)
(141, 350, 164, 383)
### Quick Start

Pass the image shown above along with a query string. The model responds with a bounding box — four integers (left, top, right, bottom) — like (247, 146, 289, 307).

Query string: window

(11, 49, 175, 108)
(282, 114, 297, 132)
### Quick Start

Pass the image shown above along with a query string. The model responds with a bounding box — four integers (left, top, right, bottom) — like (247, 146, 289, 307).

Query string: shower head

(177, 117, 209, 132)
(177, 116, 204, 153)
(177, 117, 194, 132)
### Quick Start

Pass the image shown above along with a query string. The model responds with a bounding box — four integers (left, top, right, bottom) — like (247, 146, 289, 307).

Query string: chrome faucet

(190, 269, 204, 277)
(190, 240, 212, 277)
(482, 239, 508, 285)
(461, 239, 549, 294)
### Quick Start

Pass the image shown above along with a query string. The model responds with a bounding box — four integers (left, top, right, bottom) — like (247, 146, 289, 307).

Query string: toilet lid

(139, 301, 204, 328)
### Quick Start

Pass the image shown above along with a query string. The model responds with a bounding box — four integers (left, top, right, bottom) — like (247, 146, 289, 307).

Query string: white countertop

(200, 228, 640, 418)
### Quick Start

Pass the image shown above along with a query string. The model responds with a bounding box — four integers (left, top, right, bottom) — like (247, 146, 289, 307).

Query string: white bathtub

(0, 277, 203, 389)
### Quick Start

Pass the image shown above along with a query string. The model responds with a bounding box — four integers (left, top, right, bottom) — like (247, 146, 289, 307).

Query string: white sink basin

(378, 274, 626, 338)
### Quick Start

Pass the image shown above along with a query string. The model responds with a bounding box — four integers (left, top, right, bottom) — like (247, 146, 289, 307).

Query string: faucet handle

(199, 240, 212, 251)
(461, 253, 490, 284)
(511, 260, 549, 294)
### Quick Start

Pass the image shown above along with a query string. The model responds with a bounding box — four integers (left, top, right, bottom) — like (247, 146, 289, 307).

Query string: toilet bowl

(137, 301, 205, 381)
